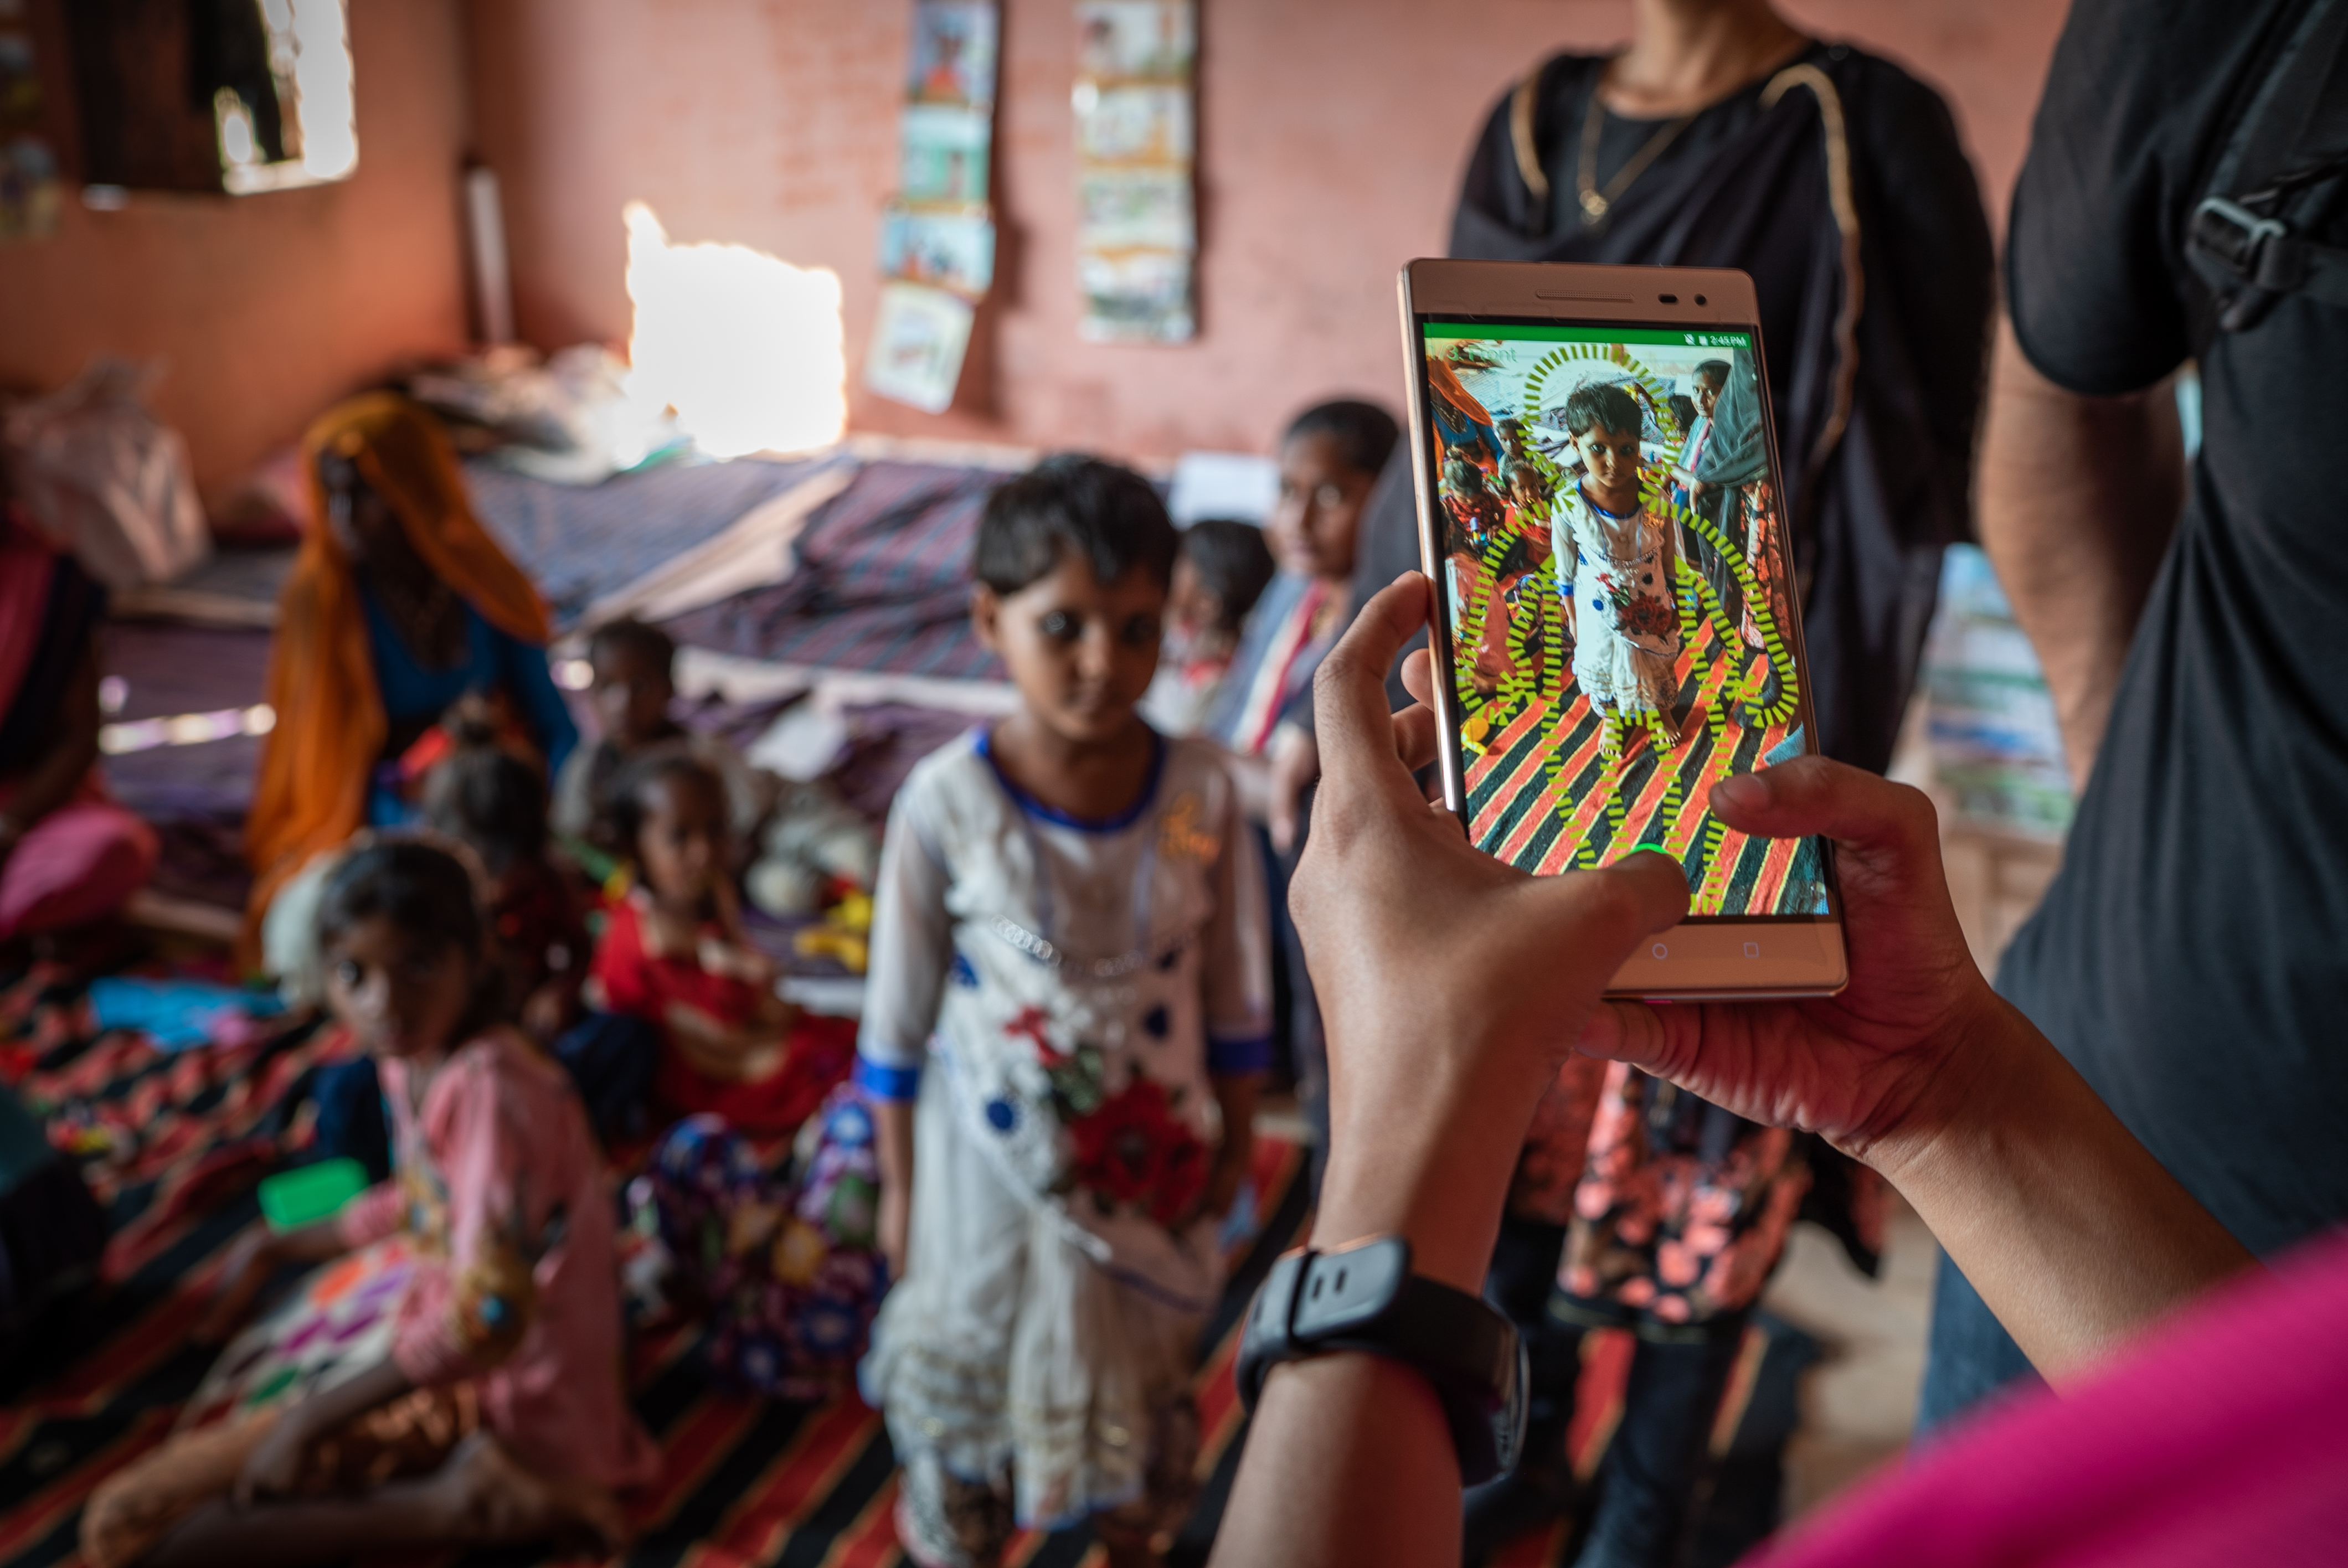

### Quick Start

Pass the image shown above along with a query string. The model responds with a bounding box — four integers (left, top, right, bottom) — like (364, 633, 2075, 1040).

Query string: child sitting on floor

(424, 740, 588, 1043)
(1138, 517, 1275, 737)
(859, 455, 1271, 1568)
(584, 748, 857, 1139)
(85, 840, 655, 1568)
(554, 617, 876, 917)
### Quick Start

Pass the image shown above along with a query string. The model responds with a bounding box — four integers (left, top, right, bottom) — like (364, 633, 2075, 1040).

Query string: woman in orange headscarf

(244, 395, 576, 943)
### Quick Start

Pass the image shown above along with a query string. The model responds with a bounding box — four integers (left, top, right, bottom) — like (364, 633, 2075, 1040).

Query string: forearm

(1868, 996, 2252, 1379)
(1212, 1072, 1260, 1159)
(1211, 1354, 1463, 1568)
(874, 1096, 915, 1194)
(1976, 314, 2182, 788)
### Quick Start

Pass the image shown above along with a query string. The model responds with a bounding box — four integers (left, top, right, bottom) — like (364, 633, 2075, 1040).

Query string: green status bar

(1422, 321, 1752, 350)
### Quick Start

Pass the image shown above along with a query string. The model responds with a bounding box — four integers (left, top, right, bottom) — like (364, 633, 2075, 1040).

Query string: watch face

(1495, 1331, 1530, 1475)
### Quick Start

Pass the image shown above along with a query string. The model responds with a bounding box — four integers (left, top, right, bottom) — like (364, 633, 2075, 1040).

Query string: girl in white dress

(857, 458, 1271, 1568)
(1551, 381, 1683, 758)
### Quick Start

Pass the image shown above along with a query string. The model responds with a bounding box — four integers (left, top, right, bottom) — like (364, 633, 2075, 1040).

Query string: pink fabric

(0, 512, 54, 719)
(1749, 1228, 2348, 1567)
(334, 1029, 658, 1490)
(0, 791, 157, 940)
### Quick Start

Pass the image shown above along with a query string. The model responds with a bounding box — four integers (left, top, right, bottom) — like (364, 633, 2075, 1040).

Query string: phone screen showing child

(1414, 317, 1831, 920)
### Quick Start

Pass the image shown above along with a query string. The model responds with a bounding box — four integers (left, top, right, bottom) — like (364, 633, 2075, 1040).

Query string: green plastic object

(259, 1159, 369, 1233)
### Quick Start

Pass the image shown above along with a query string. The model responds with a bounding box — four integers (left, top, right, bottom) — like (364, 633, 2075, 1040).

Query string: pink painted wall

(468, 0, 2069, 465)
(0, 0, 472, 495)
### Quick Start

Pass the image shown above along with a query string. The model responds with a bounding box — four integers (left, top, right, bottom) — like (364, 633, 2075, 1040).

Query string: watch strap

(1235, 1237, 1524, 1483)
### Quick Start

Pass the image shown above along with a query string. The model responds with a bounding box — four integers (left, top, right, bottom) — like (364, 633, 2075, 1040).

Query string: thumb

(1539, 849, 1690, 972)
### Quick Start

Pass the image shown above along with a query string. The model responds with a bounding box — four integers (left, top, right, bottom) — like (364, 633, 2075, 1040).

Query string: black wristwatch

(1234, 1236, 1527, 1484)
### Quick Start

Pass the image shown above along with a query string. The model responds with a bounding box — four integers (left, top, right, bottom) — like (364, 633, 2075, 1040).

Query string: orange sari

(242, 395, 553, 951)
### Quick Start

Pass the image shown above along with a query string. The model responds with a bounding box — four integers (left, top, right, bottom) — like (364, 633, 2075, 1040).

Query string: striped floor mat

(0, 956, 1312, 1568)
(1458, 604, 1810, 916)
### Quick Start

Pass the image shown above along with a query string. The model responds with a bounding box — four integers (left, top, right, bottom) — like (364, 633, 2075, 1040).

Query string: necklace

(1576, 67, 1695, 225)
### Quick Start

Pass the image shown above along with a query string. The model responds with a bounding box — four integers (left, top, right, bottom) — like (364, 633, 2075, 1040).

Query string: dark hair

(588, 617, 677, 678)
(1668, 394, 1697, 432)
(1284, 399, 1399, 478)
(1443, 453, 1488, 495)
(602, 744, 728, 859)
(1693, 359, 1732, 389)
(423, 746, 547, 878)
(1562, 383, 1643, 439)
(319, 839, 486, 961)
(975, 454, 1179, 596)
(1178, 519, 1276, 632)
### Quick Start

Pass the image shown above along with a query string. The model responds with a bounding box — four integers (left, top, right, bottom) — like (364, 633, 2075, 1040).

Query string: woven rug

(0, 956, 1312, 1568)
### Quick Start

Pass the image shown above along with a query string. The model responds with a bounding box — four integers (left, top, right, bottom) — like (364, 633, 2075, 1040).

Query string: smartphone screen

(1414, 316, 1831, 920)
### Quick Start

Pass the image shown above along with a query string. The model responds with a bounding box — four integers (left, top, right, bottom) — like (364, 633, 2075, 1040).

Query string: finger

(1390, 703, 1439, 773)
(1575, 849, 1692, 939)
(1575, 998, 1678, 1072)
(1310, 574, 1434, 808)
(1707, 756, 1938, 859)
(1400, 646, 1436, 708)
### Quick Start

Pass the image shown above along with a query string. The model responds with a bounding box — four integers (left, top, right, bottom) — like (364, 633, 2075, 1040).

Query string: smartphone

(1398, 259, 1847, 998)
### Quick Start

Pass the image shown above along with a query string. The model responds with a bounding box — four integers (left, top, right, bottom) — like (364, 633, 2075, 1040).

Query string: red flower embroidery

(1621, 594, 1677, 640)
(1004, 1005, 1065, 1064)
(1066, 1076, 1208, 1228)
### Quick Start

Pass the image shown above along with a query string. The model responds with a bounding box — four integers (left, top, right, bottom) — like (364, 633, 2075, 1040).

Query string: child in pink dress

(83, 840, 655, 1568)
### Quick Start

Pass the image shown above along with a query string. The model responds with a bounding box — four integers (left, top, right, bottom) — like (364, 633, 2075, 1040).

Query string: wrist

(1313, 1085, 1527, 1294)
(1848, 989, 2035, 1193)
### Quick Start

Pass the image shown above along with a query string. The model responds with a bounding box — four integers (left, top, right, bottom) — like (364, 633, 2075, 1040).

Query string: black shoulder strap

(2190, 0, 2348, 329)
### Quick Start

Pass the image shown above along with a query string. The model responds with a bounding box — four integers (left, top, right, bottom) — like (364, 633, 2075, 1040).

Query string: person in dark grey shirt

(1928, 0, 2348, 1425)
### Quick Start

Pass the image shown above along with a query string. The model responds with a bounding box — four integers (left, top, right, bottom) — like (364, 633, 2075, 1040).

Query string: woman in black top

(1405, 4, 1997, 1565)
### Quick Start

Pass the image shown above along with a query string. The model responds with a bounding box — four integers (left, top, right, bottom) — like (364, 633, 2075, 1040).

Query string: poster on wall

(1073, 0, 1196, 342)
(865, 280, 977, 415)
(868, 0, 1001, 412)
(0, 1, 60, 243)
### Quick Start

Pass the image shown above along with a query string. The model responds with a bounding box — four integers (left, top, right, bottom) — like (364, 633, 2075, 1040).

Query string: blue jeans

(1917, 1251, 2045, 1434)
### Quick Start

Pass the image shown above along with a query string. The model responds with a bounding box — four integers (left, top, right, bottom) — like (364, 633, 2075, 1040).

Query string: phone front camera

(1695, 293, 1708, 305)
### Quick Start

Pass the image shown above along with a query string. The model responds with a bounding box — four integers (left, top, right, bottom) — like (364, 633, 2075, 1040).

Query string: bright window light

(226, 0, 357, 195)
(622, 202, 847, 460)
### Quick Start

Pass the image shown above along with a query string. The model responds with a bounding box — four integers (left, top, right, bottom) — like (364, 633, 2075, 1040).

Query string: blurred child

(555, 617, 877, 916)
(587, 748, 857, 1139)
(424, 741, 588, 1043)
(85, 841, 653, 1567)
(1137, 518, 1275, 736)
(1205, 401, 1397, 783)
(553, 618, 764, 847)
(1554, 382, 1683, 758)
(859, 456, 1270, 1568)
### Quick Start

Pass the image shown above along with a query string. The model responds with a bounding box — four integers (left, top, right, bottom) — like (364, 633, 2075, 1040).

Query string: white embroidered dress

(856, 728, 1270, 1543)
(1553, 487, 1684, 719)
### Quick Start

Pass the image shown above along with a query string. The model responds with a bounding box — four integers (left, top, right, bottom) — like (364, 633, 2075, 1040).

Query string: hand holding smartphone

(1398, 259, 1847, 998)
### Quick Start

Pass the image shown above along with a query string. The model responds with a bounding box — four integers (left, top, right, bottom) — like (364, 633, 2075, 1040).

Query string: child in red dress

(587, 749, 855, 1139)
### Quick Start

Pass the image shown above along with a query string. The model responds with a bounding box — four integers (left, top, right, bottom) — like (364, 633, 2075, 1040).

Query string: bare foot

(429, 1431, 629, 1554)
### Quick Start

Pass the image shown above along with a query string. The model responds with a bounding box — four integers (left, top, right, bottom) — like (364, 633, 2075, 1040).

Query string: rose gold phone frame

(1398, 258, 1847, 999)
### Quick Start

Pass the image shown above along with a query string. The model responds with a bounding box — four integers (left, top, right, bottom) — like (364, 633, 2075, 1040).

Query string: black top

(1343, 40, 1994, 775)
(1999, 0, 2348, 1256)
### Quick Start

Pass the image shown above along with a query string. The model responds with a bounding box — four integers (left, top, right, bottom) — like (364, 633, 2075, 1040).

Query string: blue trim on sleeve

(854, 1057, 922, 1101)
(975, 726, 1167, 833)
(1206, 1030, 1274, 1076)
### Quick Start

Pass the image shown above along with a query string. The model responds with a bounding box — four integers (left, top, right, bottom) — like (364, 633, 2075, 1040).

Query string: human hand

(1291, 575, 1688, 1291)
(232, 1405, 311, 1507)
(195, 1223, 284, 1344)
(1266, 724, 1321, 855)
(1575, 757, 2009, 1172)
